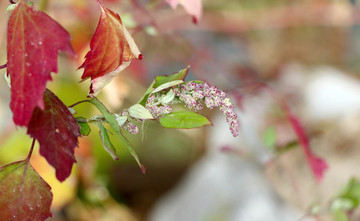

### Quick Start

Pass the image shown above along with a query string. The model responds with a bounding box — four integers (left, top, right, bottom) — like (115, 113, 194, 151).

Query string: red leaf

(286, 112, 328, 182)
(258, 83, 328, 182)
(7, 2, 75, 126)
(27, 89, 81, 182)
(286, 110, 328, 182)
(166, 0, 203, 24)
(79, 0, 142, 97)
(0, 160, 53, 221)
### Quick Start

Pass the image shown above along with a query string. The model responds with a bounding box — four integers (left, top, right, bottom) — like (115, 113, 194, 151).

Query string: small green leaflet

(159, 111, 212, 128)
(97, 122, 119, 160)
(6, 1, 34, 12)
(114, 114, 127, 127)
(331, 178, 360, 221)
(6, 4, 18, 12)
(332, 209, 348, 221)
(154, 66, 189, 88)
(89, 98, 119, 133)
(128, 104, 153, 119)
(68, 107, 76, 114)
(137, 80, 155, 106)
(263, 127, 276, 150)
(159, 89, 175, 105)
(76, 118, 91, 136)
(151, 80, 183, 94)
(137, 66, 189, 106)
(88, 97, 145, 173)
(4, 73, 11, 88)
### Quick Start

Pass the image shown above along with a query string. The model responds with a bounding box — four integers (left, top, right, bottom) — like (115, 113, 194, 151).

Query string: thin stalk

(76, 116, 105, 123)
(68, 99, 91, 108)
(26, 139, 36, 161)
(0, 63, 7, 69)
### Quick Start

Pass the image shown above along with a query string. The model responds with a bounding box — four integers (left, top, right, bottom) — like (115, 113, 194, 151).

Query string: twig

(26, 139, 36, 161)
(68, 99, 91, 108)
(0, 63, 7, 69)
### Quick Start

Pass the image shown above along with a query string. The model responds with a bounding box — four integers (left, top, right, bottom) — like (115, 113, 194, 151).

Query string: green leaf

(159, 111, 212, 129)
(137, 80, 156, 106)
(68, 107, 76, 115)
(159, 89, 175, 105)
(4, 73, 11, 88)
(332, 198, 355, 211)
(114, 114, 128, 127)
(26, 1, 34, 7)
(88, 97, 145, 173)
(76, 118, 91, 136)
(137, 67, 189, 106)
(97, 122, 119, 160)
(6, 4, 18, 12)
(337, 178, 360, 207)
(128, 104, 154, 119)
(263, 127, 276, 150)
(191, 80, 204, 84)
(151, 80, 183, 94)
(332, 209, 349, 221)
(89, 98, 119, 133)
(154, 66, 189, 88)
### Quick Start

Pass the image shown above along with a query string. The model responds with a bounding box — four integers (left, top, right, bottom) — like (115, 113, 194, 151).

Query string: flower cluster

(145, 94, 173, 118)
(125, 122, 139, 134)
(146, 81, 240, 137)
(117, 110, 140, 135)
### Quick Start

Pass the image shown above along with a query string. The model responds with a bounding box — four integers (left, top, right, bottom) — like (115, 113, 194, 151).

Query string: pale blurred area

(2, 0, 360, 221)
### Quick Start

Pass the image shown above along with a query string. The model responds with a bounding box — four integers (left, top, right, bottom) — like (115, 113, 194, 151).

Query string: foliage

(0, 0, 338, 220)
(331, 178, 360, 221)
(0, 0, 238, 219)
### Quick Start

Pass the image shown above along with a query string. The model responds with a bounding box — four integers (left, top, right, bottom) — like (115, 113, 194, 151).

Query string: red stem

(26, 139, 36, 161)
(0, 63, 7, 69)
(68, 99, 91, 108)
(9, 0, 16, 4)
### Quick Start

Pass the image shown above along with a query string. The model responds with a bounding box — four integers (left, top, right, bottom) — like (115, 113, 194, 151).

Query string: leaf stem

(0, 63, 7, 69)
(76, 116, 105, 123)
(68, 99, 91, 108)
(26, 139, 36, 161)
(76, 118, 89, 123)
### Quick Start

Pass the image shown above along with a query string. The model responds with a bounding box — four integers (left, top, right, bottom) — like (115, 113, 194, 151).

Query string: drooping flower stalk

(146, 81, 240, 137)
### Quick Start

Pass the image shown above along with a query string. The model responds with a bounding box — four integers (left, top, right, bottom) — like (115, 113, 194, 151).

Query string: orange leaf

(80, 0, 142, 97)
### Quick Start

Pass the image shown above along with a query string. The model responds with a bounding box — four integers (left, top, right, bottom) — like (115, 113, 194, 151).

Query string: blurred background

(2, 0, 360, 220)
